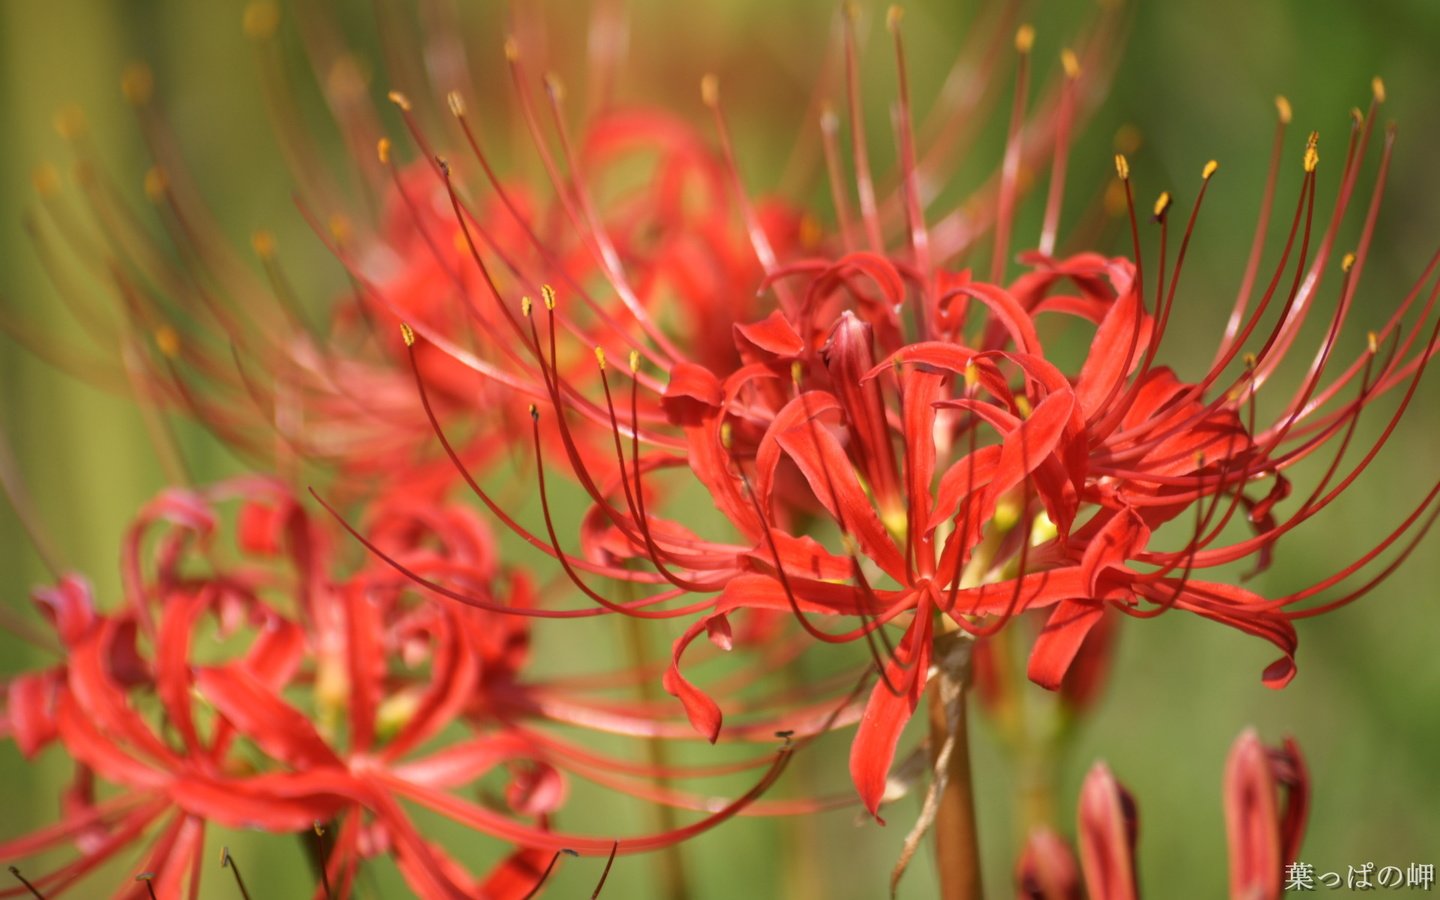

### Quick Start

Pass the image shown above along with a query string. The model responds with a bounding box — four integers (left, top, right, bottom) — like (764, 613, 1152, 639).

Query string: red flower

(403, 73, 1438, 823)
(1, 479, 795, 897)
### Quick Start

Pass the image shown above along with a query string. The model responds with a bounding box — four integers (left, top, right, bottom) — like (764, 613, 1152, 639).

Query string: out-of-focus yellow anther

(1243, 352, 1258, 370)
(543, 73, 565, 101)
(1275, 95, 1292, 124)
(143, 167, 168, 202)
(1015, 24, 1035, 54)
(32, 163, 60, 196)
(121, 63, 154, 106)
(1372, 76, 1386, 104)
(963, 362, 980, 391)
(521, 296, 533, 317)
(1113, 124, 1142, 155)
(628, 350, 640, 372)
(503, 36, 520, 62)
(1367, 331, 1379, 354)
(53, 105, 86, 140)
(790, 360, 804, 386)
(400, 322, 415, 347)
(700, 74, 719, 108)
(251, 230, 276, 259)
(1061, 48, 1080, 79)
(594, 346, 607, 370)
(1342, 252, 1357, 273)
(541, 284, 556, 311)
(1114, 153, 1130, 181)
(886, 5, 904, 31)
(1153, 192, 1172, 220)
(377, 137, 391, 165)
(1015, 395, 1034, 419)
(328, 214, 352, 245)
(719, 420, 734, 450)
(447, 91, 465, 118)
(386, 90, 412, 111)
(155, 325, 180, 358)
(1350, 107, 1364, 128)
(1202, 159, 1220, 180)
(242, 1, 279, 39)
(799, 214, 822, 249)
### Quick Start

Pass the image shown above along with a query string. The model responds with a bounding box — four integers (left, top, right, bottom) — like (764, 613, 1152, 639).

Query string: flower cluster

(3, 1, 1436, 897)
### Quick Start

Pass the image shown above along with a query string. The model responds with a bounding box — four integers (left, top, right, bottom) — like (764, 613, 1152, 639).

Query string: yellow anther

(843, 1, 860, 23)
(400, 322, 415, 347)
(504, 36, 520, 62)
(1060, 48, 1080, 80)
(719, 420, 734, 450)
(1372, 76, 1386, 104)
(154, 325, 180, 358)
(628, 349, 640, 372)
(53, 105, 86, 140)
(1152, 191, 1172, 221)
(446, 91, 465, 118)
(1202, 159, 1220, 180)
(242, 1, 279, 39)
(541, 284, 556, 311)
(121, 63, 153, 106)
(1113, 124, 1143, 155)
(1243, 352, 1258, 370)
(326, 56, 367, 101)
(1015, 24, 1035, 54)
(1303, 145, 1319, 173)
(143, 167, 168, 202)
(1275, 95, 1292, 124)
(528, 403, 539, 420)
(700, 73, 719, 108)
(386, 90, 412, 112)
(377, 137, 391, 165)
(328, 214, 352, 245)
(1342, 252, 1357, 273)
(521, 296, 533, 317)
(594, 346, 607, 370)
(1015, 395, 1033, 419)
(251, 230, 276, 259)
(790, 360, 804, 386)
(1350, 107, 1364, 128)
(886, 5, 904, 31)
(1113, 153, 1130, 181)
(963, 362, 980, 391)
(543, 73, 565, 101)
(799, 214, 822, 250)
(31, 163, 60, 196)
(1367, 331, 1378, 354)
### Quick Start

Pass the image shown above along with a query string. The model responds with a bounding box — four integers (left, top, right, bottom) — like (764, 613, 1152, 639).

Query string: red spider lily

(397, 66, 1440, 824)
(341, 6, 1132, 819)
(0, 479, 801, 898)
(1016, 729, 1307, 900)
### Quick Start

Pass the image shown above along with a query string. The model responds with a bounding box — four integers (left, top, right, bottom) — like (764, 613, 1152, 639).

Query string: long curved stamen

(990, 23, 1034, 285)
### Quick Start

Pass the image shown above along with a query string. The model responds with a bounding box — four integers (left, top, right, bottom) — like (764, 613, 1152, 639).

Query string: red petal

(1028, 600, 1106, 691)
(849, 604, 932, 820)
(194, 665, 343, 770)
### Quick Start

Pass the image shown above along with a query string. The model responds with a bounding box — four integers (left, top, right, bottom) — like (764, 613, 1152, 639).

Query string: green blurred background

(2, 1, 1438, 897)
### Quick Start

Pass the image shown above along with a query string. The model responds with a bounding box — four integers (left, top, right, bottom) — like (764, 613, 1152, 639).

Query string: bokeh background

(2, 1, 1438, 897)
